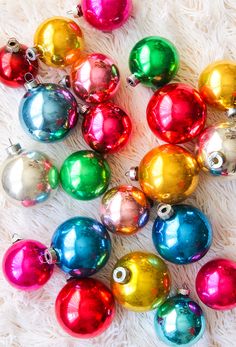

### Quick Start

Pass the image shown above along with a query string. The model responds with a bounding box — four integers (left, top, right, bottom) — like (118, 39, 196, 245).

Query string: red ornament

(55, 278, 115, 338)
(147, 83, 206, 144)
(82, 102, 132, 154)
(0, 38, 38, 88)
(196, 258, 236, 310)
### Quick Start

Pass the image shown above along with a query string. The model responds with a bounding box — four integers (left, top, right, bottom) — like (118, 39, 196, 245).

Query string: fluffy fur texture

(0, 0, 236, 346)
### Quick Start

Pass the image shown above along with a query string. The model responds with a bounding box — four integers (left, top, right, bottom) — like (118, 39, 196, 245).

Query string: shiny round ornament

(2, 239, 54, 291)
(26, 16, 84, 68)
(127, 36, 179, 89)
(60, 150, 111, 200)
(0, 142, 59, 207)
(198, 60, 236, 114)
(154, 289, 206, 346)
(152, 204, 212, 264)
(19, 76, 78, 142)
(55, 278, 115, 338)
(196, 258, 236, 310)
(45, 217, 111, 277)
(73, 0, 132, 31)
(0, 38, 38, 88)
(100, 185, 150, 235)
(111, 251, 171, 312)
(197, 121, 236, 176)
(147, 83, 206, 144)
(63, 53, 120, 103)
(128, 144, 199, 204)
(82, 102, 132, 154)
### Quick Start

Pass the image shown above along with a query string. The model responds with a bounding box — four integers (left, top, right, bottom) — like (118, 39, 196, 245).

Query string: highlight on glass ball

(0, 142, 59, 207)
(60, 150, 111, 200)
(154, 289, 206, 347)
(19, 74, 79, 142)
(196, 258, 236, 311)
(127, 144, 199, 204)
(44, 216, 111, 277)
(55, 278, 115, 338)
(147, 83, 206, 144)
(100, 185, 150, 236)
(2, 239, 54, 291)
(0, 38, 38, 88)
(197, 121, 236, 177)
(62, 53, 120, 104)
(72, 0, 132, 31)
(198, 60, 236, 116)
(26, 16, 84, 68)
(82, 102, 132, 154)
(127, 36, 179, 89)
(111, 251, 171, 312)
(152, 203, 212, 264)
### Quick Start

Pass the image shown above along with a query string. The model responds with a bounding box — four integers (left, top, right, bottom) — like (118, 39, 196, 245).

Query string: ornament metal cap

(59, 75, 71, 88)
(79, 104, 90, 115)
(178, 288, 190, 296)
(67, 4, 83, 17)
(126, 74, 140, 87)
(6, 139, 22, 156)
(208, 151, 225, 169)
(125, 167, 138, 181)
(11, 233, 22, 244)
(6, 38, 20, 53)
(24, 72, 38, 90)
(157, 203, 174, 220)
(44, 248, 58, 264)
(227, 108, 236, 118)
(26, 47, 39, 61)
(113, 266, 131, 284)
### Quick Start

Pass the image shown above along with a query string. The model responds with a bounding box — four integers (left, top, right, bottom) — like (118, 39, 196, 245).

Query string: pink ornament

(196, 258, 236, 310)
(2, 239, 54, 291)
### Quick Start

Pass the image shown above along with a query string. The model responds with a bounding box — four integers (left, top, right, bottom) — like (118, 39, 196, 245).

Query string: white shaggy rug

(0, 1, 236, 346)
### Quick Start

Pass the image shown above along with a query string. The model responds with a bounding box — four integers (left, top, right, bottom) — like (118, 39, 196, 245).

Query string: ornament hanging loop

(157, 203, 174, 220)
(113, 266, 130, 284)
(67, 4, 83, 17)
(11, 233, 22, 244)
(126, 74, 140, 87)
(24, 72, 38, 90)
(6, 38, 20, 53)
(6, 140, 22, 156)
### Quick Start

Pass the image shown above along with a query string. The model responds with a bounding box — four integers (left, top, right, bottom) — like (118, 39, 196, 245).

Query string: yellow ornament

(26, 17, 84, 68)
(111, 251, 171, 312)
(198, 60, 236, 113)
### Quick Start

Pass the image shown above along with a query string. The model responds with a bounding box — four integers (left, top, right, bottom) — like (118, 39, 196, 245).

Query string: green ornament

(127, 36, 179, 89)
(60, 150, 111, 200)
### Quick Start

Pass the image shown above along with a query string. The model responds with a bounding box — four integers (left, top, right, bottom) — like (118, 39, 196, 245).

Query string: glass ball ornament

(111, 251, 171, 312)
(0, 38, 38, 88)
(44, 216, 111, 277)
(127, 36, 179, 89)
(60, 150, 111, 200)
(0, 142, 59, 207)
(154, 289, 206, 347)
(147, 83, 206, 144)
(62, 53, 120, 103)
(152, 204, 212, 264)
(2, 238, 54, 291)
(19, 75, 79, 142)
(100, 185, 150, 235)
(198, 60, 236, 115)
(127, 144, 199, 204)
(196, 258, 236, 310)
(82, 102, 132, 154)
(55, 277, 115, 338)
(26, 16, 84, 68)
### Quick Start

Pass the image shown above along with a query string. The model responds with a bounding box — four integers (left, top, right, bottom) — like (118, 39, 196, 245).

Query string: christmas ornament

(55, 278, 115, 338)
(82, 102, 132, 154)
(147, 83, 206, 144)
(196, 258, 236, 310)
(44, 217, 111, 277)
(2, 239, 54, 291)
(19, 75, 78, 142)
(111, 251, 171, 312)
(197, 121, 236, 176)
(62, 53, 120, 103)
(154, 289, 205, 346)
(152, 204, 212, 264)
(127, 36, 179, 89)
(60, 150, 111, 200)
(100, 185, 150, 235)
(26, 16, 84, 68)
(0, 38, 38, 88)
(0, 142, 59, 207)
(72, 0, 132, 31)
(127, 144, 199, 204)
(198, 60, 236, 115)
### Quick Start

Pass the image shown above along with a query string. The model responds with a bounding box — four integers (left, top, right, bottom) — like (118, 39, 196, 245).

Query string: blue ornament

(19, 76, 79, 142)
(152, 204, 212, 264)
(154, 289, 206, 346)
(44, 216, 111, 277)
